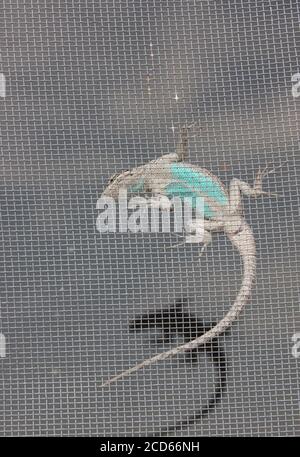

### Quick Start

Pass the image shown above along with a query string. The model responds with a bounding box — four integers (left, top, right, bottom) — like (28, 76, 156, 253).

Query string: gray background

(0, 0, 299, 436)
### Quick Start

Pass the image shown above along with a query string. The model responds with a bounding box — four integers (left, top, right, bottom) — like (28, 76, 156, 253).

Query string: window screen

(1, 0, 299, 436)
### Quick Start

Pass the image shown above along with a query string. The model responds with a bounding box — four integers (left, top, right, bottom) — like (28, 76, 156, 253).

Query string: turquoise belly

(165, 164, 229, 219)
(164, 182, 214, 218)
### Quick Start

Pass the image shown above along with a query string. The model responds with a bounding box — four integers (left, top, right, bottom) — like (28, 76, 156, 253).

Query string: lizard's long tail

(100, 221, 256, 388)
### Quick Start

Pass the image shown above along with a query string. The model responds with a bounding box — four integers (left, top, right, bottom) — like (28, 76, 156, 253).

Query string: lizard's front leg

(175, 124, 190, 161)
(150, 124, 190, 165)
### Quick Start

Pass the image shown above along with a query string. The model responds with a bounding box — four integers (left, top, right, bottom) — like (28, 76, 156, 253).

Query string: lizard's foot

(165, 235, 186, 249)
(165, 232, 204, 250)
(198, 231, 212, 258)
(185, 221, 212, 257)
(165, 220, 212, 253)
(254, 161, 287, 197)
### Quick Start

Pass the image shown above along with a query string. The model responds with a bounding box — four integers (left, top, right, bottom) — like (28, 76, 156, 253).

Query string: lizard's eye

(109, 169, 130, 184)
(109, 172, 120, 183)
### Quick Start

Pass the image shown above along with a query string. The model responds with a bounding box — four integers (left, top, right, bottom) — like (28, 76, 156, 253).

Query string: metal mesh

(1, 0, 299, 436)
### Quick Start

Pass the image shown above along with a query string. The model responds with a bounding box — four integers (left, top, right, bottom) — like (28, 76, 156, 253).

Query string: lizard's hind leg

(166, 219, 223, 251)
(185, 219, 224, 257)
(228, 163, 284, 214)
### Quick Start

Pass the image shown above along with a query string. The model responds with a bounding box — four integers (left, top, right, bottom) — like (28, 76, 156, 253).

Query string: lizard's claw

(199, 244, 208, 258)
(255, 160, 287, 197)
(259, 190, 281, 198)
(184, 120, 202, 132)
(165, 235, 186, 249)
(198, 231, 212, 258)
(258, 160, 287, 179)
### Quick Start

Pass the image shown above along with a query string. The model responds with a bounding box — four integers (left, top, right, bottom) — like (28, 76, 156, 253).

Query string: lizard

(129, 297, 227, 435)
(100, 124, 282, 388)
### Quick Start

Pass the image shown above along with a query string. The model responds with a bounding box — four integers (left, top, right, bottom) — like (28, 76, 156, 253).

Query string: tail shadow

(129, 297, 228, 436)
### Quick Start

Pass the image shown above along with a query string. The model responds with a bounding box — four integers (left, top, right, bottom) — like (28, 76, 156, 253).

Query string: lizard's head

(101, 167, 145, 199)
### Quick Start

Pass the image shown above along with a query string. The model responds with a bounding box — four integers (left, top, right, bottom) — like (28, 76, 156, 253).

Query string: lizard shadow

(129, 297, 229, 436)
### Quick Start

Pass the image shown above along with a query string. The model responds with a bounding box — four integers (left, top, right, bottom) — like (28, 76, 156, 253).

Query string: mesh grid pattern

(1, 0, 299, 436)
